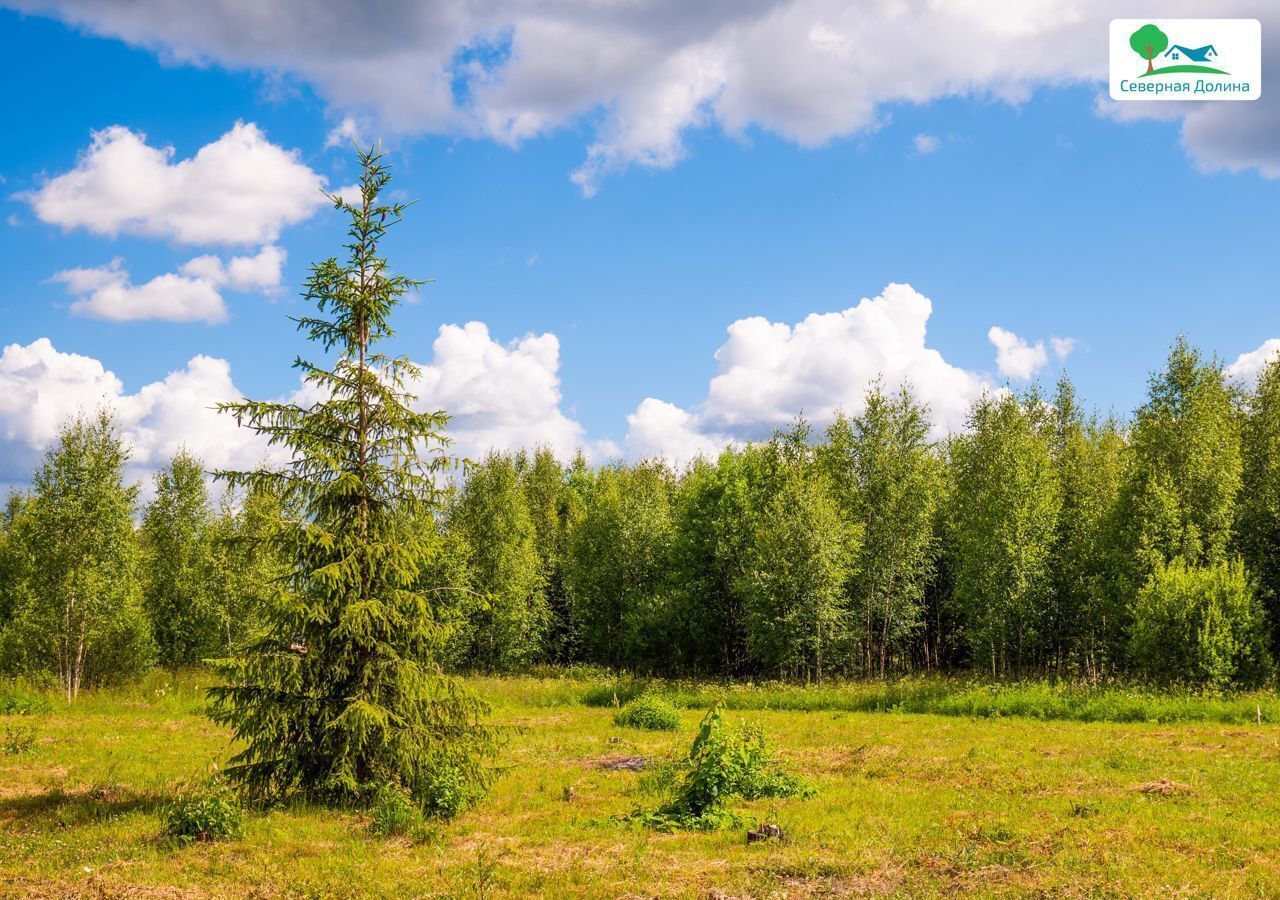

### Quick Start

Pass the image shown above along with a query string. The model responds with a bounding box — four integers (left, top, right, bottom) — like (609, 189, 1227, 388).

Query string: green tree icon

(1130, 24, 1169, 75)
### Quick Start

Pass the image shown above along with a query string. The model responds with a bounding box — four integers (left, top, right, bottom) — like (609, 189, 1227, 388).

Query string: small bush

(0, 686, 50, 716)
(420, 763, 484, 821)
(370, 784, 423, 837)
(163, 780, 244, 845)
(2, 723, 37, 755)
(1129, 558, 1272, 689)
(638, 704, 813, 830)
(614, 695, 682, 731)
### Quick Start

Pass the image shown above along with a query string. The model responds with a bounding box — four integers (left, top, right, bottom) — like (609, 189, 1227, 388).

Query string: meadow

(3, 671, 1280, 898)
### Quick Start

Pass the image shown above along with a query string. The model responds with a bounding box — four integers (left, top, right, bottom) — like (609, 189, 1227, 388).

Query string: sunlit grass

(3, 670, 1280, 897)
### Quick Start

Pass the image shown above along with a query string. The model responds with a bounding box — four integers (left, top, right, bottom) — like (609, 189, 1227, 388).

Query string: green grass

(3, 670, 1280, 897)
(485, 671, 1280, 725)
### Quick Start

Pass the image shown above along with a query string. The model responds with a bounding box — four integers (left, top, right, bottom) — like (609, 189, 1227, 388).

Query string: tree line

(2, 336, 1277, 692)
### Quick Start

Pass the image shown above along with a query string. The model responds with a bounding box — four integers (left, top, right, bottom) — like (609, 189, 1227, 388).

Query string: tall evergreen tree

(208, 146, 495, 812)
(142, 450, 217, 666)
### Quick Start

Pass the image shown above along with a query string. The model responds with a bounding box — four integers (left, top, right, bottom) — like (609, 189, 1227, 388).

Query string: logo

(1110, 19, 1260, 101)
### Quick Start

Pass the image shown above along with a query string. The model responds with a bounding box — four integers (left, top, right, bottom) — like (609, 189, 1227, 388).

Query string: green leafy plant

(638, 704, 812, 830)
(614, 694, 682, 731)
(162, 780, 244, 845)
(2, 723, 36, 755)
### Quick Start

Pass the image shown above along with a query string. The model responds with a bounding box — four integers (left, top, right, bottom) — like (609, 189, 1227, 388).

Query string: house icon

(1164, 44, 1218, 63)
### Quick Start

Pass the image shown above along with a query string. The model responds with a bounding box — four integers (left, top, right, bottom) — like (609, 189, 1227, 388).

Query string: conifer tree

(208, 146, 495, 813)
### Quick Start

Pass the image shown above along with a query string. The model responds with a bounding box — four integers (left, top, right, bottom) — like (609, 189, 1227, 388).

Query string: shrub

(162, 780, 244, 845)
(614, 695, 682, 731)
(420, 763, 484, 821)
(2, 723, 36, 755)
(1129, 559, 1272, 689)
(640, 704, 812, 830)
(0, 686, 50, 716)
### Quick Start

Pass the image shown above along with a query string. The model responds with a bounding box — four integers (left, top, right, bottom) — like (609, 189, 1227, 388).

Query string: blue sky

(1, 3, 1278, 482)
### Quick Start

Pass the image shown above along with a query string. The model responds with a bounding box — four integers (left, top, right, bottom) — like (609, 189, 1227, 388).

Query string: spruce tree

(208, 146, 495, 813)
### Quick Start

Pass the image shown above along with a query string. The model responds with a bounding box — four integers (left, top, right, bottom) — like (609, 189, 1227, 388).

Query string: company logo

(1129, 24, 1226, 77)
(1110, 19, 1260, 101)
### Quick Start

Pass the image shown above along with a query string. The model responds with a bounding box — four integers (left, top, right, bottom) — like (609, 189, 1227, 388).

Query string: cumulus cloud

(625, 398, 733, 468)
(1226, 338, 1280, 384)
(50, 245, 285, 323)
(0, 324, 610, 489)
(410, 321, 616, 463)
(1050, 336, 1076, 360)
(7, 0, 1275, 193)
(988, 326, 1048, 381)
(0, 338, 271, 487)
(52, 260, 228, 324)
(621, 283, 993, 464)
(22, 122, 328, 245)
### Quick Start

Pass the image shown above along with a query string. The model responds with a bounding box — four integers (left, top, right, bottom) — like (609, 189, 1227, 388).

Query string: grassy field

(3, 672, 1280, 898)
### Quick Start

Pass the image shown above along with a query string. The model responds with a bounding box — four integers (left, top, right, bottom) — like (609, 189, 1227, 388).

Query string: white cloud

(626, 398, 732, 468)
(988, 326, 1049, 381)
(324, 115, 366, 150)
(52, 260, 228, 324)
(0, 325, 610, 490)
(1050, 336, 1076, 360)
(621, 283, 993, 464)
(410, 321, 615, 462)
(0, 338, 271, 487)
(6, 213, 18, 227)
(181, 244, 286, 293)
(8, 0, 1276, 193)
(22, 122, 327, 245)
(51, 245, 285, 323)
(913, 133, 941, 154)
(1226, 338, 1280, 384)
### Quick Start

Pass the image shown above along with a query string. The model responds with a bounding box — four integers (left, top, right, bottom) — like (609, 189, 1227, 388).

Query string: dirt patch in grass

(589, 754, 652, 772)
(1138, 778, 1190, 797)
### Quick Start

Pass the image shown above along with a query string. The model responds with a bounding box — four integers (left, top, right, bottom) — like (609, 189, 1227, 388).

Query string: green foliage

(821, 383, 941, 677)
(1049, 377, 1127, 674)
(2, 723, 37, 755)
(614, 694, 681, 731)
(206, 145, 496, 811)
(740, 428, 855, 681)
(565, 461, 676, 668)
(1113, 337, 1242, 605)
(205, 483, 288, 654)
(640, 705, 813, 830)
(447, 453, 548, 670)
(141, 450, 218, 667)
(369, 783, 423, 836)
(1237, 357, 1280, 651)
(946, 391, 1060, 676)
(163, 779, 244, 844)
(419, 761, 484, 821)
(1129, 558, 1272, 689)
(0, 412, 152, 698)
